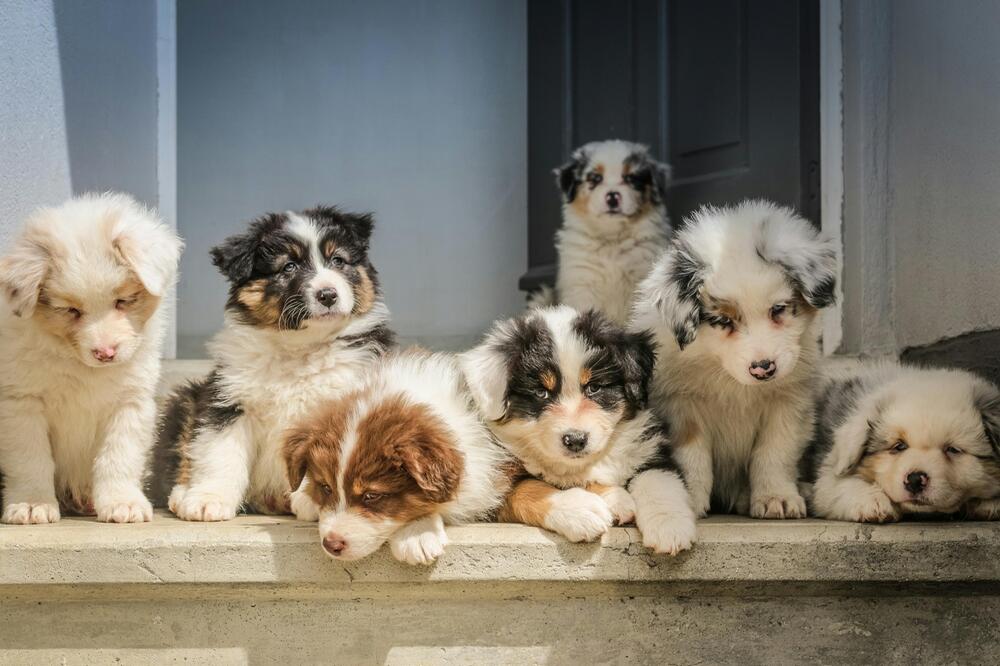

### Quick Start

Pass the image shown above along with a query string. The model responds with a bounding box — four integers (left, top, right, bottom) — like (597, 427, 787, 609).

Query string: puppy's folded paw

(2, 501, 60, 525)
(96, 495, 153, 523)
(850, 491, 900, 523)
(965, 498, 1000, 521)
(640, 514, 697, 556)
(600, 486, 636, 525)
(172, 491, 238, 522)
(389, 515, 448, 566)
(750, 491, 807, 519)
(290, 488, 320, 522)
(543, 487, 613, 542)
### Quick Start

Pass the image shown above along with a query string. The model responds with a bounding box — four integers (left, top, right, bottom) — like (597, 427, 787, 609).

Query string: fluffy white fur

(806, 361, 1000, 522)
(0, 193, 182, 524)
(632, 200, 838, 518)
(542, 140, 671, 325)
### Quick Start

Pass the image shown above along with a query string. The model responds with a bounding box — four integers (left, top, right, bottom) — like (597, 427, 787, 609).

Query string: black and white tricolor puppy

(632, 200, 838, 519)
(461, 306, 696, 555)
(803, 361, 1000, 522)
(156, 206, 395, 520)
(536, 140, 671, 326)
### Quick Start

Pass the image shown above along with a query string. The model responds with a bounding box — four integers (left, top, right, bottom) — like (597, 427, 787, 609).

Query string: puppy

(284, 351, 512, 565)
(535, 140, 671, 325)
(0, 193, 182, 524)
(631, 200, 838, 519)
(461, 306, 697, 555)
(157, 206, 394, 521)
(803, 362, 1000, 522)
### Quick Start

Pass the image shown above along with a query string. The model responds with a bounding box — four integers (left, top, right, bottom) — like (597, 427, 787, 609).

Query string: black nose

(749, 359, 777, 381)
(562, 430, 588, 453)
(605, 191, 621, 208)
(904, 471, 928, 494)
(316, 288, 338, 308)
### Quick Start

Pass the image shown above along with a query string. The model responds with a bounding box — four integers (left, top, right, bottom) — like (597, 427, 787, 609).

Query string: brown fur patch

(284, 395, 352, 506)
(579, 368, 592, 387)
(235, 279, 282, 327)
(585, 482, 614, 498)
(323, 240, 337, 259)
(498, 478, 558, 527)
(352, 266, 376, 315)
(540, 370, 557, 391)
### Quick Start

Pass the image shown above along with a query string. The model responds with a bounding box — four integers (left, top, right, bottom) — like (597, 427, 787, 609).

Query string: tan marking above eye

(540, 370, 557, 391)
(323, 240, 338, 259)
(579, 367, 592, 386)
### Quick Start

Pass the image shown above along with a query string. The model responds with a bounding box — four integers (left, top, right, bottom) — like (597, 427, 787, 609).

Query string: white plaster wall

(175, 0, 527, 355)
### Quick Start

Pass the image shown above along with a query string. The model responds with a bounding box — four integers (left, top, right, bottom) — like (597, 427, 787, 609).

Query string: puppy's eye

(586, 172, 603, 186)
(584, 383, 603, 397)
(282, 261, 298, 274)
(331, 256, 346, 268)
(533, 388, 550, 400)
(115, 298, 134, 310)
(362, 492, 383, 505)
(318, 483, 332, 495)
(891, 440, 909, 453)
(709, 315, 734, 330)
(769, 304, 787, 321)
(66, 307, 82, 320)
(945, 445, 963, 456)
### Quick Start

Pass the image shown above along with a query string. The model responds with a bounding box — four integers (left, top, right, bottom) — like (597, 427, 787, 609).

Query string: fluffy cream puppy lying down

(0, 193, 182, 524)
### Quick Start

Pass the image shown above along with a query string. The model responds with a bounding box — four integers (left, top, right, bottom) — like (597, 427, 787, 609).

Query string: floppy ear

(974, 382, 1000, 457)
(111, 209, 183, 297)
(759, 212, 838, 309)
(210, 230, 258, 284)
(613, 328, 657, 411)
(651, 160, 673, 206)
(634, 243, 705, 350)
(829, 397, 882, 477)
(0, 226, 52, 317)
(553, 148, 587, 203)
(395, 433, 462, 503)
(459, 339, 510, 422)
(283, 427, 314, 491)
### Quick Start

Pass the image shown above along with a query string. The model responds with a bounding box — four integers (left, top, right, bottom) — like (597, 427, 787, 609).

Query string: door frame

(820, 0, 844, 355)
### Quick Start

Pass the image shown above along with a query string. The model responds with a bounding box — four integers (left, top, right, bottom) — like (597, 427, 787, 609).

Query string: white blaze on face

(286, 213, 354, 316)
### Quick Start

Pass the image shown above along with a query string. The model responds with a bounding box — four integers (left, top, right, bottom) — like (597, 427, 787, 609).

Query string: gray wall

(0, 0, 159, 250)
(176, 0, 527, 355)
(841, 0, 1000, 353)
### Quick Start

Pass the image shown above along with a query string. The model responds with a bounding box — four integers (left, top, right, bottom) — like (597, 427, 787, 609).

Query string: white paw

(290, 488, 320, 522)
(966, 497, 1000, 520)
(750, 491, 807, 519)
(172, 491, 238, 522)
(848, 491, 900, 523)
(640, 514, 697, 556)
(96, 495, 153, 523)
(2, 501, 60, 525)
(600, 486, 636, 525)
(389, 516, 448, 566)
(543, 487, 613, 542)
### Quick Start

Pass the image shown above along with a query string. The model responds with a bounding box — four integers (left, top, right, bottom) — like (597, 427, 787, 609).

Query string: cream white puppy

(0, 193, 182, 524)
(632, 200, 837, 519)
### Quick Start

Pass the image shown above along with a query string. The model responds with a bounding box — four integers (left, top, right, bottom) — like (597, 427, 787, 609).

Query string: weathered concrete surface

(2, 513, 1000, 664)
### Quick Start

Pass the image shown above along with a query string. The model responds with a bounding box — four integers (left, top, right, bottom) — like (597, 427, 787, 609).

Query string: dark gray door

(522, 0, 820, 292)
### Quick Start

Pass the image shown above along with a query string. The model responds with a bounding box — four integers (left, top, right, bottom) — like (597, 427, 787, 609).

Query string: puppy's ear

(283, 427, 314, 491)
(651, 160, 673, 206)
(614, 328, 657, 412)
(974, 381, 1000, 457)
(306, 206, 375, 253)
(830, 397, 883, 477)
(634, 242, 705, 350)
(759, 208, 838, 310)
(111, 205, 183, 297)
(210, 230, 258, 284)
(0, 224, 53, 317)
(395, 428, 462, 503)
(459, 336, 511, 422)
(553, 148, 587, 203)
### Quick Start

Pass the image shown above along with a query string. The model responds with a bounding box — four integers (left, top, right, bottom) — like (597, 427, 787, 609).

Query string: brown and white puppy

(532, 140, 671, 325)
(632, 200, 838, 519)
(156, 206, 394, 521)
(284, 351, 511, 565)
(803, 361, 1000, 522)
(461, 306, 697, 555)
(0, 193, 182, 523)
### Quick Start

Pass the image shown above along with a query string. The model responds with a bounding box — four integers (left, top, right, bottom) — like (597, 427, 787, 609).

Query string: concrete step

(2, 512, 999, 664)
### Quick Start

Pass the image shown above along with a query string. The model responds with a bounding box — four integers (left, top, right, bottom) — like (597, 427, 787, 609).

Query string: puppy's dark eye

(66, 307, 82, 320)
(331, 256, 346, 268)
(586, 172, 603, 186)
(362, 492, 383, 505)
(891, 440, 909, 453)
(319, 483, 332, 495)
(283, 261, 298, 274)
(584, 383, 603, 397)
(115, 298, 134, 310)
(533, 388, 550, 401)
(945, 445, 963, 456)
(769, 304, 787, 321)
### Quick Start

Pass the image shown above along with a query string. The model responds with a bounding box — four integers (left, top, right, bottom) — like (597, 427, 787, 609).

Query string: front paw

(96, 495, 153, 523)
(848, 491, 900, 523)
(640, 515, 697, 556)
(389, 516, 448, 565)
(750, 491, 807, 519)
(965, 498, 1000, 520)
(600, 486, 636, 525)
(290, 488, 320, 521)
(543, 487, 613, 542)
(172, 491, 238, 522)
(2, 501, 60, 524)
